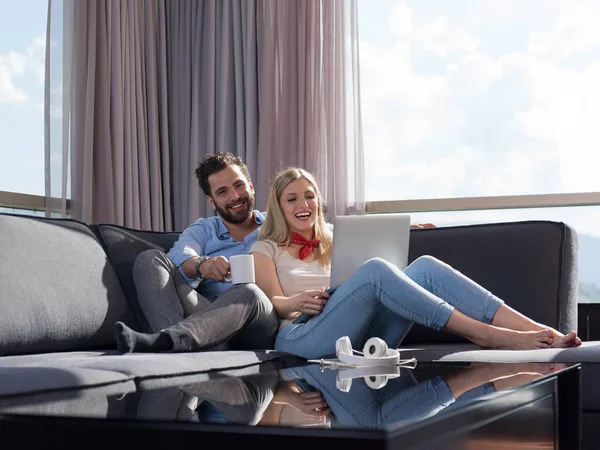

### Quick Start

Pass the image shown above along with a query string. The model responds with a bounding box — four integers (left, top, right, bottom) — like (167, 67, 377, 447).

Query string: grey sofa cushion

(0, 363, 135, 419)
(90, 224, 180, 331)
(398, 341, 600, 363)
(0, 392, 132, 419)
(0, 365, 135, 398)
(0, 214, 135, 355)
(0, 350, 285, 390)
(403, 221, 578, 345)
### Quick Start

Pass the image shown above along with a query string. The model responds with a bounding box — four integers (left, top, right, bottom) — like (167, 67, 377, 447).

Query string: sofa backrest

(0, 214, 136, 356)
(402, 220, 578, 345)
(93, 220, 579, 346)
(89, 224, 180, 332)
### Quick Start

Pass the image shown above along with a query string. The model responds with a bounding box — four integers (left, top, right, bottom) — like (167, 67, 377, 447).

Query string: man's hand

(199, 256, 231, 282)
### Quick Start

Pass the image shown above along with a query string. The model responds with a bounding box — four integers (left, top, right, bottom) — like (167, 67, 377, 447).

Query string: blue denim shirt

(168, 211, 265, 301)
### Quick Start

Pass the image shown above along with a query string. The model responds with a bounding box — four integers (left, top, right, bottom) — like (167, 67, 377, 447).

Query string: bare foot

(477, 327, 554, 350)
(509, 362, 563, 376)
(551, 330, 581, 348)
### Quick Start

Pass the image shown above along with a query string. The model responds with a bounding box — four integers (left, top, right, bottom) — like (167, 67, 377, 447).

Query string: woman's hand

(289, 288, 330, 317)
(253, 252, 329, 319)
(287, 390, 330, 417)
(274, 382, 330, 417)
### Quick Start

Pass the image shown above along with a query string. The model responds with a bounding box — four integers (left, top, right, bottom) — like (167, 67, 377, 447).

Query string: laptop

(293, 213, 411, 324)
(329, 214, 411, 289)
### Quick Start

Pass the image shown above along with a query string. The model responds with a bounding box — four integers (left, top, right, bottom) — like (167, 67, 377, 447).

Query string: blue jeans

(282, 365, 496, 429)
(275, 256, 504, 359)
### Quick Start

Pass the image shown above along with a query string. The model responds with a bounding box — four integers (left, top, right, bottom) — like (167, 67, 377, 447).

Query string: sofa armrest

(402, 220, 578, 345)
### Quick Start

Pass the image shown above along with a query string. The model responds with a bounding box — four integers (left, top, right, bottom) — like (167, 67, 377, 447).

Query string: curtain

(45, 0, 173, 230)
(165, 0, 262, 230)
(168, 0, 365, 225)
(262, 0, 365, 218)
(45, 0, 364, 230)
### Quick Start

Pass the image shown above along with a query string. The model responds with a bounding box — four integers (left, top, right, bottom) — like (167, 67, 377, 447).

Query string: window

(0, 3, 47, 197)
(358, 0, 600, 302)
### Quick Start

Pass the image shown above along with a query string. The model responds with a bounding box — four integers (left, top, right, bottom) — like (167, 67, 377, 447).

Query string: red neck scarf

(290, 232, 320, 260)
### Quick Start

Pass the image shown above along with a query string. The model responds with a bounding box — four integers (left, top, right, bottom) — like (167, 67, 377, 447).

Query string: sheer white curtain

(45, 0, 70, 218)
(44, 0, 364, 229)
(325, 0, 365, 216)
(255, 0, 365, 217)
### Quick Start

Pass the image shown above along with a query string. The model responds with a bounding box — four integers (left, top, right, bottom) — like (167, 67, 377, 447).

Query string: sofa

(1, 212, 599, 415)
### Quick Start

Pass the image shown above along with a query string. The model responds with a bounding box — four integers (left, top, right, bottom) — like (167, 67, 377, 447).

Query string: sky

(358, 0, 600, 238)
(1, 0, 599, 240)
(0, 0, 47, 196)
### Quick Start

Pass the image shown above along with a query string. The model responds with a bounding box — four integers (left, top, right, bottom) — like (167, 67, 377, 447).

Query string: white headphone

(307, 336, 417, 391)
(335, 336, 400, 367)
(333, 336, 406, 392)
(335, 365, 401, 392)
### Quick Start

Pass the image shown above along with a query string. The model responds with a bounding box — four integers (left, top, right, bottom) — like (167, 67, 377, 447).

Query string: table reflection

(132, 362, 564, 431)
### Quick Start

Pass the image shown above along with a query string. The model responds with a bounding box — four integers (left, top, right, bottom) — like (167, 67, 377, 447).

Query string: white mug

(229, 254, 256, 284)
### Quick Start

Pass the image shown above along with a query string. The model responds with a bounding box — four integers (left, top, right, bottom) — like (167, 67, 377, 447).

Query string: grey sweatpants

(132, 249, 279, 352)
(134, 370, 280, 425)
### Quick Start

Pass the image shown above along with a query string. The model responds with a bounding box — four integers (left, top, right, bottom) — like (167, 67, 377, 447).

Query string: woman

(250, 168, 581, 359)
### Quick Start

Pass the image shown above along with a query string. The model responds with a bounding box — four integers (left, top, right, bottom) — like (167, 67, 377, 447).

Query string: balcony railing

(0, 190, 71, 215)
(366, 191, 600, 214)
(2, 190, 600, 217)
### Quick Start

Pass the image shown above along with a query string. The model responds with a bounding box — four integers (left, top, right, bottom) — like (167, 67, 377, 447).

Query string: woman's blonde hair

(259, 168, 333, 266)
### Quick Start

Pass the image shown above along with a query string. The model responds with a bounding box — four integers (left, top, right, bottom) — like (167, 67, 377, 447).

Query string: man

(115, 153, 279, 353)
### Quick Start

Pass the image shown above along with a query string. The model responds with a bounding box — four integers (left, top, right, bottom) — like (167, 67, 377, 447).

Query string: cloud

(507, 56, 600, 192)
(360, 4, 448, 108)
(459, 0, 567, 25)
(359, 40, 447, 109)
(389, 4, 481, 59)
(359, 4, 457, 156)
(25, 36, 47, 83)
(3, 51, 27, 74)
(470, 145, 554, 196)
(0, 65, 28, 103)
(527, 4, 600, 59)
(448, 53, 503, 91)
(359, 0, 600, 238)
(0, 51, 31, 102)
(389, 3, 413, 37)
(396, 117, 433, 147)
(416, 16, 480, 59)
(370, 146, 477, 200)
(0, 36, 46, 104)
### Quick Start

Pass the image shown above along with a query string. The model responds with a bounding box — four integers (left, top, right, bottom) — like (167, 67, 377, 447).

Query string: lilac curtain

(45, 0, 364, 230)
(45, 0, 173, 230)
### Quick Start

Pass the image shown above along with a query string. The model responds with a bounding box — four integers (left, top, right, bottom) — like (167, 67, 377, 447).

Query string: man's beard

(214, 195, 255, 225)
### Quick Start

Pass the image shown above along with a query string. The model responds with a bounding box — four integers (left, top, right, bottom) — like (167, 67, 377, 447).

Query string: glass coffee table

(0, 358, 581, 449)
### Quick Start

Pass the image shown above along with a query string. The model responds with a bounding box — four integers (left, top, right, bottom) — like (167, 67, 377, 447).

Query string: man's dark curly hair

(195, 152, 251, 196)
